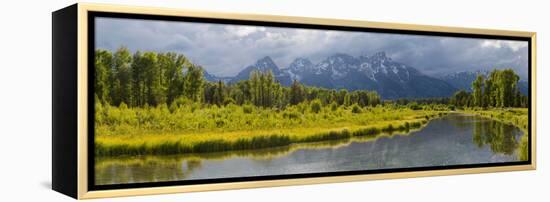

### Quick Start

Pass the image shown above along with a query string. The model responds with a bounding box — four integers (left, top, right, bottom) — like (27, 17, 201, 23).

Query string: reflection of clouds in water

(95, 114, 524, 185)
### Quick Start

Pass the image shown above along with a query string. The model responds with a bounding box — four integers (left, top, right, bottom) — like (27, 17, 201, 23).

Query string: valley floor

(95, 104, 447, 156)
(95, 103, 529, 160)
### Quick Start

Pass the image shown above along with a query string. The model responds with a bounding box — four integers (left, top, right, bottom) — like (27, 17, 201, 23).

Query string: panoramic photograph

(93, 17, 530, 185)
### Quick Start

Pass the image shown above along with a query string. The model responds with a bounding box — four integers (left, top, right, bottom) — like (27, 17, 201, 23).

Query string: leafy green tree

(94, 49, 113, 103)
(483, 69, 520, 108)
(451, 90, 472, 107)
(95, 47, 384, 110)
(158, 53, 188, 104)
(184, 64, 205, 102)
(212, 80, 225, 106)
(131, 51, 146, 107)
(141, 52, 163, 106)
(111, 47, 132, 106)
(472, 74, 484, 107)
(498, 69, 520, 107)
(484, 77, 494, 107)
(234, 80, 251, 105)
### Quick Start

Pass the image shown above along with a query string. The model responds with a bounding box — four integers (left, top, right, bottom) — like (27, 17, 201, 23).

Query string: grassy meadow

(95, 102, 448, 156)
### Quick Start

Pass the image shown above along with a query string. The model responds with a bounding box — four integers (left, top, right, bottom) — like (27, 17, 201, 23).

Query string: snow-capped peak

(288, 57, 313, 72)
(441, 69, 490, 80)
(369, 51, 391, 62)
(284, 57, 314, 81)
(253, 56, 278, 72)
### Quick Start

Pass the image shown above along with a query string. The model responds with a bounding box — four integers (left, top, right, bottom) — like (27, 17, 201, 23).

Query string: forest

(95, 47, 381, 110)
(450, 69, 528, 108)
(94, 47, 528, 159)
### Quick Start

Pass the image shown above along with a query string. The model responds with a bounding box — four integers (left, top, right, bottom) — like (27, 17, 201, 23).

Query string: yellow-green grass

(97, 133, 408, 170)
(462, 108, 528, 131)
(95, 104, 447, 156)
(462, 108, 529, 161)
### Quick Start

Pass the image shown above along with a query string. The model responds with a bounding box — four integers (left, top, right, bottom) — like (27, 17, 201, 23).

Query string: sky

(95, 17, 529, 79)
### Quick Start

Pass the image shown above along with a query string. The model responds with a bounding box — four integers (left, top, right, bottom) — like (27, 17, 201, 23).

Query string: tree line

(95, 47, 204, 107)
(451, 69, 528, 108)
(95, 47, 381, 109)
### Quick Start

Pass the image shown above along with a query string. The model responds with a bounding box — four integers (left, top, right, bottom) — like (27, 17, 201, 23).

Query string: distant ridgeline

(94, 47, 527, 108)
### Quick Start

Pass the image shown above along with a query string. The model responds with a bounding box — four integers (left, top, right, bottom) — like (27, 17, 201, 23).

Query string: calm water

(95, 113, 525, 185)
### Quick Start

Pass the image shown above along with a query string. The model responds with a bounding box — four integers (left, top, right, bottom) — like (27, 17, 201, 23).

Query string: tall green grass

(96, 134, 292, 156)
(95, 106, 444, 156)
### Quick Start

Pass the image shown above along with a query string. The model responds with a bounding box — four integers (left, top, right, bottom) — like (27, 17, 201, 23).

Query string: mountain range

(204, 52, 526, 99)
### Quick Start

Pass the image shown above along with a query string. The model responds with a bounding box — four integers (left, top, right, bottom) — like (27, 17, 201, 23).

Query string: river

(95, 113, 525, 185)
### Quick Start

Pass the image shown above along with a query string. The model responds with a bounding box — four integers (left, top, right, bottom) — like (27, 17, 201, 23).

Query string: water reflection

(95, 156, 203, 185)
(95, 138, 378, 185)
(473, 118, 520, 155)
(95, 113, 525, 185)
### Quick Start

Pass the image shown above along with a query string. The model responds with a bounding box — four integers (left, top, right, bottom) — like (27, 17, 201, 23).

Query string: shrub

(119, 102, 128, 109)
(169, 102, 178, 113)
(330, 102, 338, 111)
(282, 111, 301, 120)
(223, 98, 235, 106)
(351, 104, 362, 113)
(215, 119, 226, 127)
(242, 104, 254, 114)
(310, 99, 322, 113)
(173, 96, 192, 107)
(407, 102, 422, 110)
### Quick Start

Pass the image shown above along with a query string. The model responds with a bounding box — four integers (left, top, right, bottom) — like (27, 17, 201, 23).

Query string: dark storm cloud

(96, 17, 528, 79)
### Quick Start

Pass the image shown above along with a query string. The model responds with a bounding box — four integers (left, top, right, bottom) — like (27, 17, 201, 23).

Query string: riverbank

(95, 105, 448, 156)
(461, 108, 529, 160)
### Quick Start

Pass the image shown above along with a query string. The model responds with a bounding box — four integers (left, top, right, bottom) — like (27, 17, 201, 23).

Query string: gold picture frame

(52, 3, 536, 199)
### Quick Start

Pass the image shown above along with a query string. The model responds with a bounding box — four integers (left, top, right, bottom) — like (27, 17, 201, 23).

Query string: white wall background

(0, 0, 546, 201)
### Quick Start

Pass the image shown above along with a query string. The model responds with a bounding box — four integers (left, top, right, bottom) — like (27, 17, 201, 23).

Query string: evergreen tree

(289, 80, 304, 105)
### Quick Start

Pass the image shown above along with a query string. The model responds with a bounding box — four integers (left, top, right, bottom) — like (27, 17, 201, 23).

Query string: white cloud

(225, 26, 266, 37)
(481, 40, 527, 51)
(95, 17, 529, 79)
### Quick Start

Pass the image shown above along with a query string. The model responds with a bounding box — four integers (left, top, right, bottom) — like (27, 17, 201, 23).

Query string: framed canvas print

(52, 3, 536, 199)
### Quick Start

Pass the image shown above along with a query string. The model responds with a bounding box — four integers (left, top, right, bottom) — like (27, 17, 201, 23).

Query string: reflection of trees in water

(95, 126, 432, 185)
(472, 119, 520, 155)
(449, 114, 479, 130)
(94, 135, 391, 185)
(95, 157, 202, 185)
(94, 140, 341, 185)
